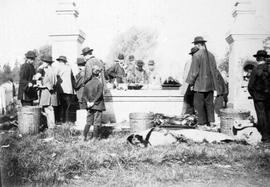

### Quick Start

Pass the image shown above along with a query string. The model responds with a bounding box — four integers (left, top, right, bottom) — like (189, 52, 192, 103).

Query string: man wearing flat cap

(38, 55, 58, 129)
(248, 50, 270, 143)
(82, 65, 106, 141)
(81, 47, 106, 87)
(18, 50, 38, 106)
(186, 36, 219, 126)
(106, 53, 127, 84)
(181, 47, 200, 115)
(75, 58, 86, 109)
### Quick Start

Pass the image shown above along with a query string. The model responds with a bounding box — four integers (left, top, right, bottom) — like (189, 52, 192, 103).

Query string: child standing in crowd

(82, 65, 106, 141)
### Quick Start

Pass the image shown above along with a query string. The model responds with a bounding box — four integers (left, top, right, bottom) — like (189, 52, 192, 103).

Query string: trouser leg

(93, 111, 102, 138)
(254, 100, 266, 134)
(64, 94, 72, 123)
(59, 94, 66, 123)
(205, 91, 215, 123)
(264, 99, 270, 142)
(194, 92, 207, 125)
(83, 110, 94, 139)
(44, 105, 55, 129)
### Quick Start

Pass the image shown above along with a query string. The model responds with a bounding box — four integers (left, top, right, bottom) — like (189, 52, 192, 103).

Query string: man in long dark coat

(186, 36, 218, 126)
(75, 58, 86, 109)
(18, 51, 38, 106)
(248, 50, 270, 143)
(106, 53, 126, 83)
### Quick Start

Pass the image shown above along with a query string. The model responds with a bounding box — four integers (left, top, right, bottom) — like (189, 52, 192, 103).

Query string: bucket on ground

(129, 112, 154, 132)
(18, 106, 41, 135)
(219, 108, 250, 136)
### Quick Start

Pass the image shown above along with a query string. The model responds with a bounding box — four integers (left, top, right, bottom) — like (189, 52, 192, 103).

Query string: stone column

(49, 1, 85, 75)
(225, 1, 270, 115)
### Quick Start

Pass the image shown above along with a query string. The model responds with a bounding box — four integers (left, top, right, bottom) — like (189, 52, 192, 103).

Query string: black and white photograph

(0, 0, 270, 186)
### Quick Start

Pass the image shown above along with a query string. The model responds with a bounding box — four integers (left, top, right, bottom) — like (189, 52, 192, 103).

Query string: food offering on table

(127, 83, 144, 90)
(162, 77, 182, 90)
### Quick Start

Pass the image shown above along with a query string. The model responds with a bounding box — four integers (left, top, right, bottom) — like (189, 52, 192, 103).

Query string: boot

(93, 126, 99, 139)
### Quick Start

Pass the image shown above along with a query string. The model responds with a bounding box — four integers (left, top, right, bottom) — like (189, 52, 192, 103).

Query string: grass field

(1, 125, 270, 186)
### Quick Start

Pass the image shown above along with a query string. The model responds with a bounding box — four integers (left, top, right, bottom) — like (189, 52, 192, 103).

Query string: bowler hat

(148, 60, 155, 65)
(192, 36, 207, 44)
(253, 50, 270, 58)
(77, 57, 85, 66)
(189, 47, 200, 55)
(25, 51, 37, 59)
(41, 55, 54, 63)
(56, 56, 67, 62)
(136, 60, 144, 67)
(81, 47, 93, 55)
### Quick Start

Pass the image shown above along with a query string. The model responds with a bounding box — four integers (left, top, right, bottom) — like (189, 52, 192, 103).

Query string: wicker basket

(219, 108, 250, 136)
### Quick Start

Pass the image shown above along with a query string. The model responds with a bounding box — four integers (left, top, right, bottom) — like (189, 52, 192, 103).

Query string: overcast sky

(0, 0, 269, 78)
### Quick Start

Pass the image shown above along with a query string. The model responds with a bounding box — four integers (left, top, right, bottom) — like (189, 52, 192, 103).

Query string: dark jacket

(186, 49, 218, 92)
(75, 69, 85, 103)
(106, 63, 126, 83)
(18, 62, 37, 101)
(248, 63, 270, 101)
(82, 77, 105, 111)
(84, 56, 105, 84)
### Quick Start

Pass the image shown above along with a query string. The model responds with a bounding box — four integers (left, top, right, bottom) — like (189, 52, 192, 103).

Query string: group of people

(106, 54, 161, 86)
(18, 47, 107, 140)
(182, 36, 228, 126)
(182, 36, 270, 143)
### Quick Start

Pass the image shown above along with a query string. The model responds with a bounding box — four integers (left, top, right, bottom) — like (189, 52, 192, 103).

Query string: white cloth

(0, 86, 6, 114)
(1, 81, 14, 106)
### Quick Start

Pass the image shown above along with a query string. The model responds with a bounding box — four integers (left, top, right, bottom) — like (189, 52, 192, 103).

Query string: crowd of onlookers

(17, 46, 163, 140)
(13, 35, 270, 143)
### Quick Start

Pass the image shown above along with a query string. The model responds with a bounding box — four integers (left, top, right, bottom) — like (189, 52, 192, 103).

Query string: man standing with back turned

(186, 36, 218, 126)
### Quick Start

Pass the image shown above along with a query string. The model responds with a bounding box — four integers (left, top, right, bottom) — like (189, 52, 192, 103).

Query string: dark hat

(25, 51, 37, 59)
(81, 47, 93, 55)
(118, 53, 124, 60)
(136, 60, 144, 67)
(77, 57, 86, 66)
(192, 36, 207, 44)
(253, 50, 270, 58)
(148, 60, 155, 65)
(56, 56, 67, 62)
(41, 55, 54, 63)
(129, 55, 135, 60)
(189, 46, 200, 55)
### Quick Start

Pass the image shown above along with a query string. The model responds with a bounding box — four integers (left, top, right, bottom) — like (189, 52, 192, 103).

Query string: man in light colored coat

(186, 36, 218, 126)
(56, 56, 75, 123)
(39, 55, 58, 129)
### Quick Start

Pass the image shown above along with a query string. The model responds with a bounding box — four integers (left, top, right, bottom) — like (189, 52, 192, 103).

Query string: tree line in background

(0, 45, 52, 85)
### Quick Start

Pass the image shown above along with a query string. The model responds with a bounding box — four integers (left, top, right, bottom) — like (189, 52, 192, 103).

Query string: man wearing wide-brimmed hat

(55, 55, 75, 123)
(186, 36, 219, 126)
(81, 47, 106, 87)
(18, 50, 38, 106)
(38, 55, 58, 129)
(248, 50, 270, 143)
(106, 53, 127, 84)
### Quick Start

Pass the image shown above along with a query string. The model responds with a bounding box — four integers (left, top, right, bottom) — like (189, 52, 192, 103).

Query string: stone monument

(225, 0, 270, 116)
(49, 0, 85, 75)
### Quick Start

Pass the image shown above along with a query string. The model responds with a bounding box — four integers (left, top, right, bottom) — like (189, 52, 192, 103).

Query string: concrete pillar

(49, 1, 85, 75)
(225, 1, 270, 116)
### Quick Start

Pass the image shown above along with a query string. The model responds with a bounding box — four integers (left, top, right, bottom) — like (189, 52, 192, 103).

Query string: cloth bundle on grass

(152, 113, 197, 128)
